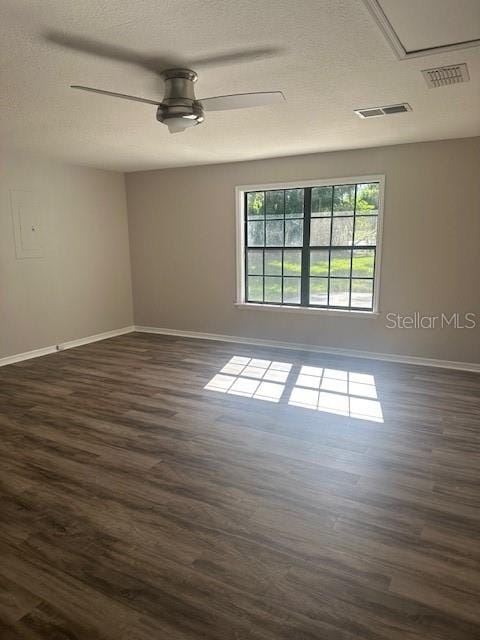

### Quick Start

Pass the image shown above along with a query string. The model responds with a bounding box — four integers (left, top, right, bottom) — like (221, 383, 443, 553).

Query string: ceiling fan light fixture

(165, 115, 201, 134)
(154, 68, 204, 132)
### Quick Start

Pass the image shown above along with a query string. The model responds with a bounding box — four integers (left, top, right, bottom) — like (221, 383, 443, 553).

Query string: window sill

(235, 302, 380, 318)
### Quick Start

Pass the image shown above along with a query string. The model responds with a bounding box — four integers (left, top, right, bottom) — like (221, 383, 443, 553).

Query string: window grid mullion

(348, 184, 357, 307)
(327, 188, 334, 306)
(301, 187, 311, 306)
(371, 246, 377, 310)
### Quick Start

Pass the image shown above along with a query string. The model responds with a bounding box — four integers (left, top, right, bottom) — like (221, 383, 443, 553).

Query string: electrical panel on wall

(10, 189, 45, 259)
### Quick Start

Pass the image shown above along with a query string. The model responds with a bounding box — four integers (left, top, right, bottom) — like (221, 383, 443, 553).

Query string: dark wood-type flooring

(1, 332, 479, 639)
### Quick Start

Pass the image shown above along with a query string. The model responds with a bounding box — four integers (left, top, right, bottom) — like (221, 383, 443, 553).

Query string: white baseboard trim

(0, 326, 135, 368)
(57, 326, 135, 351)
(2, 324, 478, 373)
(134, 325, 480, 373)
(0, 345, 58, 367)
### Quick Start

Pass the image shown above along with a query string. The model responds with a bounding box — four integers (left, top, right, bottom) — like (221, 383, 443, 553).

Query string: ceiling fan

(71, 69, 285, 134)
(46, 31, 285, 134)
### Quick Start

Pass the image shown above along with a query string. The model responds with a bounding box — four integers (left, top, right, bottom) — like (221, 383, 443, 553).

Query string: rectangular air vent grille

(422, 63, 469, 88)
(354, 103, 412, 118)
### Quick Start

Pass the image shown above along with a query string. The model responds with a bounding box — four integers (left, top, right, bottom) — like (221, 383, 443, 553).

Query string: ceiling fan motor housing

(156, 68, 204, 126)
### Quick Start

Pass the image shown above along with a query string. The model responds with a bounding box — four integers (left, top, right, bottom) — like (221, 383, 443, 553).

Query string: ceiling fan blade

(193, 47, 282, 69)
(71, 85, 161, 105)
(46, 31, 177, 72)
(46, 31, 282, 74)
(200, 91, 285, 112)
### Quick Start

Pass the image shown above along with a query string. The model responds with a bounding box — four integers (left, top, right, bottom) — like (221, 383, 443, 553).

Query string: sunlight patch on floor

(204, 356, 291, 402)
(205, 357, 383, 421)
(289, 366, 383, 422)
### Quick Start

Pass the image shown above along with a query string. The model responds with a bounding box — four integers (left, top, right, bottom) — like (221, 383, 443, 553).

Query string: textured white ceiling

(1, 0, 479, 171)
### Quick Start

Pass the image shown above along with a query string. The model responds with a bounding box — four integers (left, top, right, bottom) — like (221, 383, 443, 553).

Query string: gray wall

(126, 137, 480, 364)
(0, 152, 133, 358)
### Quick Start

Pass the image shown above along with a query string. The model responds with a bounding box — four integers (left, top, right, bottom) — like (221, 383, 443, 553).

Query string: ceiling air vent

(422, 63, 469, 88)
(354, 103, 412, 118)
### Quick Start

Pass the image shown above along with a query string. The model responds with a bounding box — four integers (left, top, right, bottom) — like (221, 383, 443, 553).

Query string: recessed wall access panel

(10, 189, 45, 259)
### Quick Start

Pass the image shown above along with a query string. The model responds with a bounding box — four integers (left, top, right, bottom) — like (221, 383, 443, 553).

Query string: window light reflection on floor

(204, 356, 291, 403)
(289, 366, 383, 422)
(204, 357, 384, 422)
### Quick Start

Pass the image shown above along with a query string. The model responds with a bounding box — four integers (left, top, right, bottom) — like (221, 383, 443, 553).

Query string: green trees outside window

(245, 182, 380, 310)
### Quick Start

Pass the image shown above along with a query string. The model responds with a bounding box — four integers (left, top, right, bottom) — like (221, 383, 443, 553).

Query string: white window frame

(235, 174, 385, 317)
